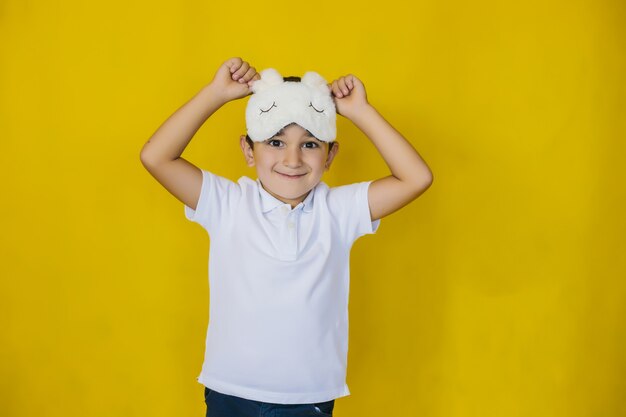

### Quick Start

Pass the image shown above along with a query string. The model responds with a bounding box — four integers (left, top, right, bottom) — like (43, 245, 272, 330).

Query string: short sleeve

(184, 169, 241, 236)
(327, 180, 381, 245)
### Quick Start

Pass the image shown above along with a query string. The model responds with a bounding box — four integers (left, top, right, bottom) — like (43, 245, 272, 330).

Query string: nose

(282, 145, 302, 168)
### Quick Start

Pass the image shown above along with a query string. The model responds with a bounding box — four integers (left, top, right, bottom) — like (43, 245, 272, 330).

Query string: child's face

(240, 124, 339, 208)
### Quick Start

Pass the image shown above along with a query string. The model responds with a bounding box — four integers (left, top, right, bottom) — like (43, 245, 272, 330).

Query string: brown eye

(309, 102, 324, 113)
(260, 102, 277, 114)
(265, 139, 283, 147)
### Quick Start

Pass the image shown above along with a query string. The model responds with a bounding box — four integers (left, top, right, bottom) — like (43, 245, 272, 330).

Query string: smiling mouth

(276, 172, 306, 179)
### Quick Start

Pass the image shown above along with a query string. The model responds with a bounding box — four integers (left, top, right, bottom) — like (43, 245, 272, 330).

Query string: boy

(140, 57, 433, 417)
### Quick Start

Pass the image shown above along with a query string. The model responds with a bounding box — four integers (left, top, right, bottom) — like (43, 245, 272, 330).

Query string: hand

(327, 74, 370, 120)
(209, 57, 261, 104)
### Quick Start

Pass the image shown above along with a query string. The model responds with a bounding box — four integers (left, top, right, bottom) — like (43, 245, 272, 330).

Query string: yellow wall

(1, 0, 624, 416)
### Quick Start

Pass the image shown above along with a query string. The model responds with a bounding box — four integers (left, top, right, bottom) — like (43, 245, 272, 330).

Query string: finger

(338, 78, 349, 95)
(346, 75, 354, 89)
(238, 66, 256, 83)
(331, 80, 343, 98)
(247, 72, 261, 87)
(227, 57, 243, 73)
(232, 62, 250, 80)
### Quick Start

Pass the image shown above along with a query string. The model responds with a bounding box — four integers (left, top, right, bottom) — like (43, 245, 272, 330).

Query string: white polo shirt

(184, 169, 381, 404)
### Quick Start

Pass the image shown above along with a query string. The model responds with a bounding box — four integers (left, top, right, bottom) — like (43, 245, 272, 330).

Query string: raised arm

(328, 75, 433, 221)
(140, 57, 259, 210)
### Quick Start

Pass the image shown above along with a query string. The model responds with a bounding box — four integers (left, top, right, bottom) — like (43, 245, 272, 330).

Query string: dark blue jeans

(204, 386, 335, 417)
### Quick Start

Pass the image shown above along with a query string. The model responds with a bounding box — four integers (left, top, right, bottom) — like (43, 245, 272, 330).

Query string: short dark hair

(245, 76, 336, 153)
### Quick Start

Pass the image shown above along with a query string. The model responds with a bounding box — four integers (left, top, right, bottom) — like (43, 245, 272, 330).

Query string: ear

(240, 135, 255, 167)
(324, 141, 339, 171)
(302, 71, 330, 93)
(250, 68, 284, 93)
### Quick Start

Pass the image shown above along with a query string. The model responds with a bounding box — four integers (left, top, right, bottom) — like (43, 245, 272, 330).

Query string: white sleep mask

(245, 68, 336, 142)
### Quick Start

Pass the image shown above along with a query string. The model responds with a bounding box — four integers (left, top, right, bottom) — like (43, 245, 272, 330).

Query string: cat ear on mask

(301, 71, 331, 94)
(250, 68, 284, 93)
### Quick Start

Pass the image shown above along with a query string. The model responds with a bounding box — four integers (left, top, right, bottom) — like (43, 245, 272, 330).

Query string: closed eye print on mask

(309, 102, 324, 113)
(259, 101, 277, 114)
(260, 101, 324, 115)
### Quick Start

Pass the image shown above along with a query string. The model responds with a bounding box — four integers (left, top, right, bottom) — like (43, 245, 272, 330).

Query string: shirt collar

(256, 178, 315, 213)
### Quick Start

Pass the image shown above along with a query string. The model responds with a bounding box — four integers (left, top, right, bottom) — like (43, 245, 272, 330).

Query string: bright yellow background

(1, 0, 625, 416)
